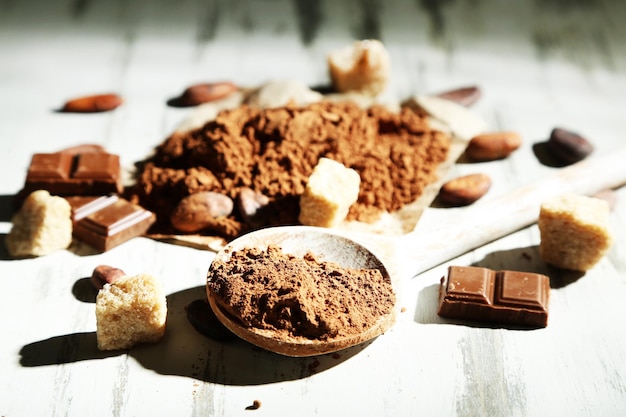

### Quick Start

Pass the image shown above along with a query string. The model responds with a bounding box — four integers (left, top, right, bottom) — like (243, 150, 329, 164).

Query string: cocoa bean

(547, 128, 593, 165)
(61, 93, 123, 113)
(439, 173, 491, 206)
(91, 265, 126, 290)
(465, 131, 522, 161)
(237, 187, 271, 227)
(170, 191, 234, 233)
(178, 82, 238, 106)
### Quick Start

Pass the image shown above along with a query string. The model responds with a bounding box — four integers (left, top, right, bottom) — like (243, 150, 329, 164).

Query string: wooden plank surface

(1, 1, 625, 416)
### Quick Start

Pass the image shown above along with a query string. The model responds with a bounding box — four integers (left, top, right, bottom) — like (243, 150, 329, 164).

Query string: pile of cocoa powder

(128, 100, 450, 238)
(207, 245, 395, 340)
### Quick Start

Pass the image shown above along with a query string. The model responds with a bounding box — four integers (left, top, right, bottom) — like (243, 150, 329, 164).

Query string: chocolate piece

(56, 144, 106, 155)
(68, 195, 155, 251)
(23, 152, 122, 196)
(438, 266, 549, 328)
(66, 195, 117, 220)
(236, 187, 271, 228)
(170, 191, 234, 233)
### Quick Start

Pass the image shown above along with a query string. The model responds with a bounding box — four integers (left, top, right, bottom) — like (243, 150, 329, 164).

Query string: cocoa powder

(128, 100, 450, 238)
(207, 245, 395, 340)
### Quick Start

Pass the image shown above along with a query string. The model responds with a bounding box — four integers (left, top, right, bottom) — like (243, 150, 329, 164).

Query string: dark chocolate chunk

(23, 152, 122, 196)
(437, 266, 550, 328)
(70, 195, 155, 252)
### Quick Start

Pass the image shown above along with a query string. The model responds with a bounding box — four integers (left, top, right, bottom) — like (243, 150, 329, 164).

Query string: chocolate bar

(437, 266, 550, 328)
(67, 195, 155, 251)
(22, 152, 122, 196)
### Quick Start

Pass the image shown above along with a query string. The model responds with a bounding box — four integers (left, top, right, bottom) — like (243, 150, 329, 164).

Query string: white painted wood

(400, 147, 626, 277)
(1, 1, 626, 416)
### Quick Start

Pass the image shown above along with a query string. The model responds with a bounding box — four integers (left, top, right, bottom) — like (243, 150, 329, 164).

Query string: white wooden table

(1, 1, 626, 416)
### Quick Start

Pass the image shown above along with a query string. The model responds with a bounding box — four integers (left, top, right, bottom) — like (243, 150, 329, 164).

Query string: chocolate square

(69, 195, 156, 252)
(438, 266, 550, 328)
(21, 151, 122, 196)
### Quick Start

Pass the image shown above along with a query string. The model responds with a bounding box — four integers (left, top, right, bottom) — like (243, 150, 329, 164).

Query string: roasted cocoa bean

(61, 93, 123, 113)
(170, 191, 234, 233)
(237, 187, 271, 227)
(547, 128, 593, 165)
(465, 131, 522, 161)
(439, 173, 491, 206)
(178, 82, 238, 106)
(91, 265, 126, 290)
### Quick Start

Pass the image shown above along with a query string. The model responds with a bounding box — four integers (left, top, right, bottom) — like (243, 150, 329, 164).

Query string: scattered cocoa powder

(207, 245, 395, 341)
(245, 400, 262, 410)
(128, 100, 450, 238)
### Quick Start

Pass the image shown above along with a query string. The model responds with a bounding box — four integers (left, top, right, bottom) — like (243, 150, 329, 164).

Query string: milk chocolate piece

(23, 152, 122, 196)
(438, 266, 549, 328)
(68, 195, 155, 251)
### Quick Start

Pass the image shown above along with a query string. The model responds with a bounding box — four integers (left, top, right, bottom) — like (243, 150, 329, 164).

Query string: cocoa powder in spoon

(207, 245, 395, 341)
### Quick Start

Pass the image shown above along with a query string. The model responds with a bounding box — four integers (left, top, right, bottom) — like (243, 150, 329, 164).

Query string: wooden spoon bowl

(207, 227, 397, 357)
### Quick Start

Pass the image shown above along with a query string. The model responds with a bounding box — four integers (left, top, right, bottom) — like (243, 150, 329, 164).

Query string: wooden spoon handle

(399, 147, 626, 278)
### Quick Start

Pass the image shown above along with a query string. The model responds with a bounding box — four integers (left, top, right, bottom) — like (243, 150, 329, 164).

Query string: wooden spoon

(207, 228, 396, 357)
(207, 147, 626, 357)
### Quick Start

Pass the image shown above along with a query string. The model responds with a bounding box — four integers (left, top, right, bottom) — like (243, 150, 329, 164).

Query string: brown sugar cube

(96, 273, 167, 350)
(327, 39, 391, 96)
(538, 193, 613, 271)
(6, 190, 72, 257)
(299, 158, 360, 228)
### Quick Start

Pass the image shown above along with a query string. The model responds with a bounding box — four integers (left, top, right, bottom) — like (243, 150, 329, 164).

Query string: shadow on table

(532, 141, 571, 167)
(413, 245, 585, 326)
(0, 233, 11, 260)
(0, 194, 16, 260)
(469, 245, 585, 289)
(0, 233, 101, 260)
(20, 285, 368, 385)
(0, 194, 16, 222)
